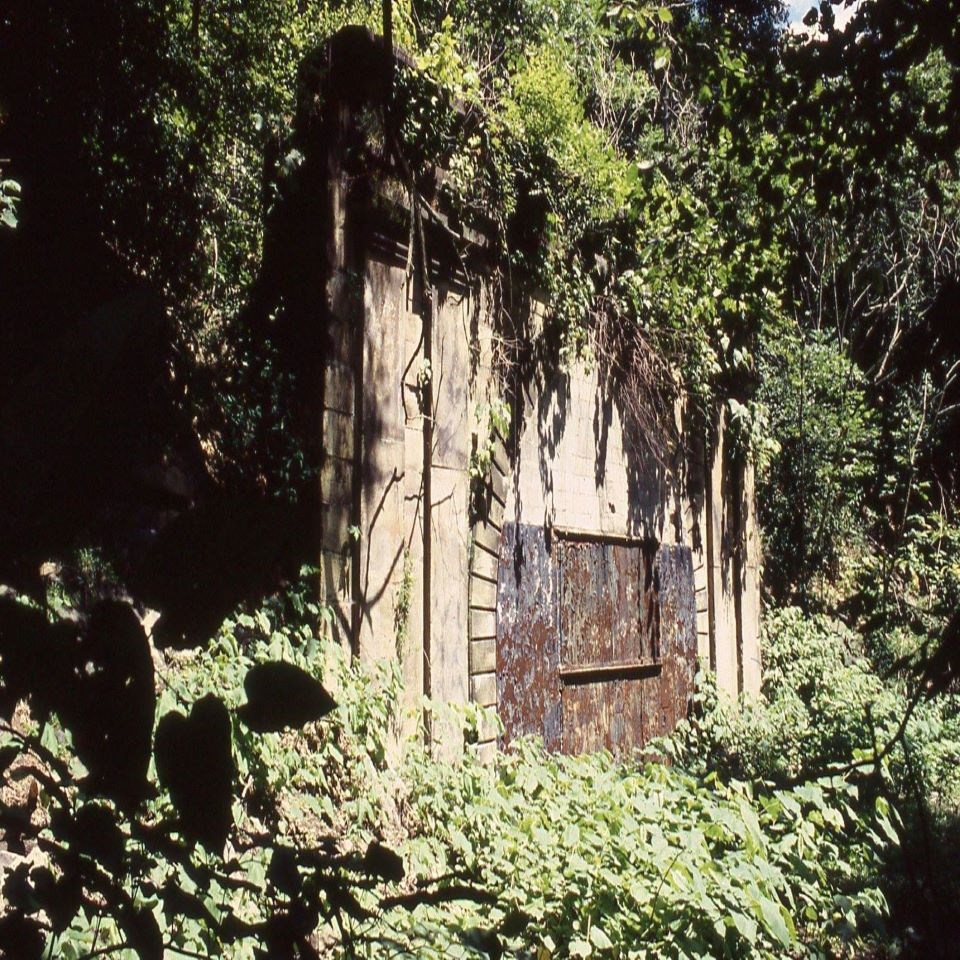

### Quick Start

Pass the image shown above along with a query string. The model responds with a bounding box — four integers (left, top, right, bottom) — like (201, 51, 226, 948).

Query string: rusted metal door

(496, 523, 697, 754)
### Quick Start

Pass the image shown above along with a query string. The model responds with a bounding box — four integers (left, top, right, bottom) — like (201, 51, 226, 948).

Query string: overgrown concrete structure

(306, 28, 761, 758)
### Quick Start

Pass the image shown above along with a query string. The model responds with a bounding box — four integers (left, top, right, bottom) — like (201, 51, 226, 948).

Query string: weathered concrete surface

(321, 222, 762, 756)
(710, 408, 740, 696)
(507, 361, 664, 540)
(740, 455, 763, 695)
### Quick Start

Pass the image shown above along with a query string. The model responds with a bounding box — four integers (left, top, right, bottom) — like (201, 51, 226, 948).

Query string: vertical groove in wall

(419, 211, 434, 743)
(319, 87, 363, 656)
(732, 455, 745, 695)
(704, 434, 718, 674)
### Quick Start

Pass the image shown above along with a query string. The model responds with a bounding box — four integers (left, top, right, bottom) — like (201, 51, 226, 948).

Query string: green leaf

(874, 797, 901, 846)
(589, 925, 613, 949)
(731, 911, 757, 944)
(755, 896, 793, 948)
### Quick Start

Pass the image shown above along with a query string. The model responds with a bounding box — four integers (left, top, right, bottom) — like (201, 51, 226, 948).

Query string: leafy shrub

(390, 736, 891, 959)
(502, 43, 632, 221)
(678, 610, 892, 783)
(154, 585, 404, 842)
(0, 575, 415, 960)
(676, 608, 960, 807)
(2, 581, 901, 960)
(853, 508, 960, 671)
(673, 606, 960, 955)
(757, 332, 878, 607)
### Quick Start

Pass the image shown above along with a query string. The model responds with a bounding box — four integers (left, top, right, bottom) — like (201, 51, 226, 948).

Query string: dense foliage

(674, 607, 960, 953)
(758, 332, 878, 605)
(400, 738, 890, 959)
(2, 581, 898, 959)
(2, 0, 957, 473)
(0, 574, 415, 959)
(2, 0, 960, 958)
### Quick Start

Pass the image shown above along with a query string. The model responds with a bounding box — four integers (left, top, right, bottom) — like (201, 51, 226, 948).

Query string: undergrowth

(16, 581, 902, 959)
(672, 607, 960, 957)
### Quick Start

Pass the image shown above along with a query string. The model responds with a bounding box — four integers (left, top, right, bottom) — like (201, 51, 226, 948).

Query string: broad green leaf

(755, 896, 793, 948)
(589, 925, 613, 949)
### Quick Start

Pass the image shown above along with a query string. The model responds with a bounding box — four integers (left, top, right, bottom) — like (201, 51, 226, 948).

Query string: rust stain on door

(643, 544, 698, 742)
(558, 536, 657, 753)
(496, 523, 561, 750)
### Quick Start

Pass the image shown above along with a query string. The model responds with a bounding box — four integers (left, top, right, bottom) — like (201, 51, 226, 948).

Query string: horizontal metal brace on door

(552, 525, 659, 548)
(558, 659, 662, 684)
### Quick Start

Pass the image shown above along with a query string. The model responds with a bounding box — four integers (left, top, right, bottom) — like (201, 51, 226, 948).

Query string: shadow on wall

(503, 323, 670, 543)
(595, 366, 668, 541)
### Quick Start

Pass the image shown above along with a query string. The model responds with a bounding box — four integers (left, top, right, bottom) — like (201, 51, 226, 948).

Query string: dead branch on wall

(592, 301, 678, 470)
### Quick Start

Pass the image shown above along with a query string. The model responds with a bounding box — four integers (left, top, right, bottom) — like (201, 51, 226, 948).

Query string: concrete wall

(318, 212, 479, 746)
